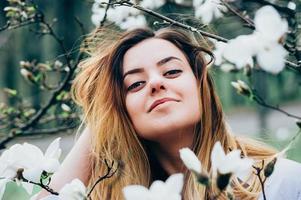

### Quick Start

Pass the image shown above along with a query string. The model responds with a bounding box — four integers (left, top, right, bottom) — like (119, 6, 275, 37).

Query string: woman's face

(123, 38, 201, 141)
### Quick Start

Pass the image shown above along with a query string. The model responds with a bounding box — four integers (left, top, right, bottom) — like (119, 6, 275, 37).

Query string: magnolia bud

(231, 80, 251, 97)
(61, 103, 71, 112)
(288, 2, 296, 10)
(54, 60, 63, 68)
(20, 68, 35, 84)
(196, 172, 210, 186)
(216, 172, 232, 191)
(264, 157, 277, 178)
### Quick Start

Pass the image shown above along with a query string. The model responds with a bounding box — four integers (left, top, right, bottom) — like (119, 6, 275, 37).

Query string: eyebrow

(123, 56, 182, 80)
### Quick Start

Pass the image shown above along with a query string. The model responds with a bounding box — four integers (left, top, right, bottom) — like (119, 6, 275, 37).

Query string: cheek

(125, 93, 144, 121)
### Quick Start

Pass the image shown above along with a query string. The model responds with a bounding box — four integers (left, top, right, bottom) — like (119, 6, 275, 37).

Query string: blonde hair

(72, 27, 277, 199)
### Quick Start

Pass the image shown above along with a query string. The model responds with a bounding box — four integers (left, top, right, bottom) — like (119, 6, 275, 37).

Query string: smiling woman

(37, 27, 301, 200)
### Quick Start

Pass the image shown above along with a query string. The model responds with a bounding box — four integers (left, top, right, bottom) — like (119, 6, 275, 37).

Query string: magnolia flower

(194, 0, 225, 24)
(216, 6, 288, 74)
(254, 5, 288, 42)
(0, 138, 61, 197)
(140, 0, 165, 9)
(123, 173, 184, 200)
(91, 0, 108, 26)
(119, 15, 147, 30)
(212, 41, 226, 66)
(179, 148, 201, 174)
(223, 35, 255, 69)
(193, 0, 204, 8)
(255, 37, 288, 74)
(287, 2, 296, 10)
(252, 6, 288, 73)
(211, 141, 254, 180)
(107, 6, 140, 25)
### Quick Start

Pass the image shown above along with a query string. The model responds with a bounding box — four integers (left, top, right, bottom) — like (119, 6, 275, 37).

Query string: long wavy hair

(72, 27, 277, 199)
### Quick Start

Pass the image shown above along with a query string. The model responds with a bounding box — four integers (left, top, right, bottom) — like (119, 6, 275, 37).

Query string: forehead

(123, 38, 187, 71)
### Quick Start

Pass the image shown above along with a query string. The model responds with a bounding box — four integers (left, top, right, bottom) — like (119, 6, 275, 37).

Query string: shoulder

(259, 158, 301, 200)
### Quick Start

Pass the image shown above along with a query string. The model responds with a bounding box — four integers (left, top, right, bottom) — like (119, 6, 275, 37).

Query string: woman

(38, 27, 301, 199)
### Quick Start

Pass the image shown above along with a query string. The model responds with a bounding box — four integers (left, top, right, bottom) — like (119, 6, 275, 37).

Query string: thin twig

(86, 159, 119, 198)
(253, 160, 267, 200)
(103, 0, 228, 42)
(252, 91, 301, 120)
(99, 0, 112, 27)
(220, 0, 255, 28)
(21, 175, 59, 195)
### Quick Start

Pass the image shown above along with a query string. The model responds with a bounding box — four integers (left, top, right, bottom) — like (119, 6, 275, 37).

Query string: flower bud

(20, 68, 35, 84)
(61, 103, 71, 112)
(264, 157, 277, 178)
(288, 2, 296, 10)
(231, 80, 251, 97)
(216, 172, 232, 191)
(196, 172, 210, 186)
(54, 60, 63, 68)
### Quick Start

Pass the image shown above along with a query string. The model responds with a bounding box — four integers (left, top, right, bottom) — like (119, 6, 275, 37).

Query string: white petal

(195, 2, 214, 24)
(23, 167, 43, 183)
(45, 138, 61, 160)
(21, 181, 34, 195)
(20, 143, 44, 167)
(223, 35, 256, 69)
(193, 0, 204, 8)
(140, 0, 165, 9)
(218, 150, 241, 174)
(211, 141, 225, 175)
(119, 15, 147, 30)
(179, 148, 202, 174)
(42, 159, 60, 173)
(91, 13, 104, 27)
(234, 158, 254, 181)
(256, 43, 288, 74)
(212, 41, 227, 66)
(59, 179, 86, 200)
(149, 180, 165, 194)
(0, 179, 10, 200)
(254, 6, 288, 41)
(122, 185, 150, 200)
(165, 173, 184, 194)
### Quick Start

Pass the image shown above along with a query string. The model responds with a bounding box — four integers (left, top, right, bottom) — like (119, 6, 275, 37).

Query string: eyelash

(127, 69, 183, 92)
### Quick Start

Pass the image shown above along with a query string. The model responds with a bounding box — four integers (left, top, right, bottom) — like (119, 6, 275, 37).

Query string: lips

(148, 97, 179, 112)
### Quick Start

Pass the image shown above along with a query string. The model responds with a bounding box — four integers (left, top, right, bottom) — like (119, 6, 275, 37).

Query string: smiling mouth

(148, 98, 179, 113)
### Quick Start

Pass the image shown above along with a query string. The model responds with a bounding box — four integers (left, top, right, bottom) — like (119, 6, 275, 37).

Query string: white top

(258, 158, 301, 200)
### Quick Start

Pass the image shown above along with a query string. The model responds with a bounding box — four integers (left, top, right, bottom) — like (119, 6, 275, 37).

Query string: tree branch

(86, 159, 119, 198)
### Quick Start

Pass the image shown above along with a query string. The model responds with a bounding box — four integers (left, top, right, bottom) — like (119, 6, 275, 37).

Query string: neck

(151, 126, 195, 175)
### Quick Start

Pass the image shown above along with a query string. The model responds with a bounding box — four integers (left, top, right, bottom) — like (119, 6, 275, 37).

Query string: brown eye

(164, 69, 182, 77)
(127, 81, 145, 91)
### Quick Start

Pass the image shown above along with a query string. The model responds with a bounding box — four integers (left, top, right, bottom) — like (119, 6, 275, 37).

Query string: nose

(149, 76, 166, 95)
